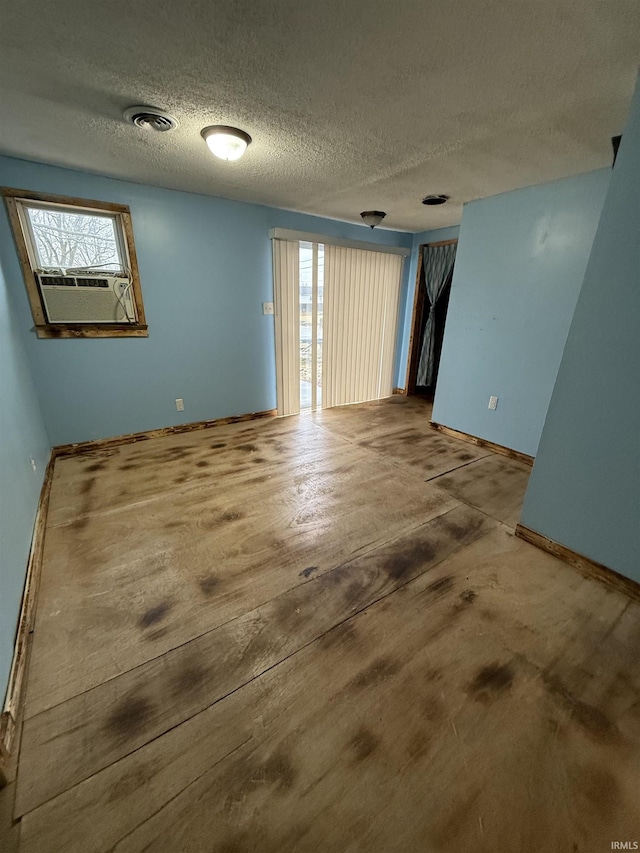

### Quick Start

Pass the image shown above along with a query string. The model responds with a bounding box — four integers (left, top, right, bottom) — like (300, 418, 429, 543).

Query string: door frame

(404, 238, 457, 395)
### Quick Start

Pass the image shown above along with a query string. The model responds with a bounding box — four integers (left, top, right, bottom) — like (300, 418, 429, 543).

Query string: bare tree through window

(26, 207, 122, 271)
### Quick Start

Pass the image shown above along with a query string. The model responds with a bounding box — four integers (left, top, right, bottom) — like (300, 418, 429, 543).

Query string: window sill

(34, 324, 149, 339)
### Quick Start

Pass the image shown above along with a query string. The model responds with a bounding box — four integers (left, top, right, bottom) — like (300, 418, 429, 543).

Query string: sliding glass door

(273, 237, 403, 417)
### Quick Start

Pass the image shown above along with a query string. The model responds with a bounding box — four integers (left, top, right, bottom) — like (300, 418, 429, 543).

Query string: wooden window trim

(2, 187, 148, 339)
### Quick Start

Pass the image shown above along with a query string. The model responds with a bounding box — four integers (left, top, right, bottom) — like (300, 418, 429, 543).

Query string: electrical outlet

(175, 398, 185, 412)
(488, 396, 499, 411)
(262, 302, 274, 315)
(30, 457, 37, 472)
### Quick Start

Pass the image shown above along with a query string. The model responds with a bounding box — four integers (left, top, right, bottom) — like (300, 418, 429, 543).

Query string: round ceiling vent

(422, 194, 449, 206)
(123, 106, 178, 131)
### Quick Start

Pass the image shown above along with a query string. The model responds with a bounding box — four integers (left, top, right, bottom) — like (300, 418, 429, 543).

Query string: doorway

(273, 236, 404, 417)
(406, 239, 457, 399)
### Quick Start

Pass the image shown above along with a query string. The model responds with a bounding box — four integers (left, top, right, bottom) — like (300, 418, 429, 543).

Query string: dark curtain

(416, 243, 457, 387)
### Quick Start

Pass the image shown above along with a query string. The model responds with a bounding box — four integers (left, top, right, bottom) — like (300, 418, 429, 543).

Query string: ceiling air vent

(123, 106, 178, 132)
(422, 194, 449, 206)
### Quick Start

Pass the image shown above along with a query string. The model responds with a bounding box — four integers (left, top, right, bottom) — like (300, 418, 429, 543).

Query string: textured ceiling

(0, 1, 639, 232)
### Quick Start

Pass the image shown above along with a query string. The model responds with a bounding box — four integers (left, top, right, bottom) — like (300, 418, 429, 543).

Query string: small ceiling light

(201, 125, 252, 161)
(422, 194, 449, 206)
(124, 106, 178, 131)
(360, 210, 386, 229)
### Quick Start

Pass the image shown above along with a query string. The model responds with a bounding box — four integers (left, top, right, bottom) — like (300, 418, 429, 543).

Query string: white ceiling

(0, 1, 638, 232)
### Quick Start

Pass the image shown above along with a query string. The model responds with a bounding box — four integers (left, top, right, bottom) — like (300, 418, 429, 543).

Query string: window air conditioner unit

(36, 274, 136, 324)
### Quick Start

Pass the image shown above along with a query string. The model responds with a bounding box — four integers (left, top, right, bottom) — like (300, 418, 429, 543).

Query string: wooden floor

(2, 396, 639, 852)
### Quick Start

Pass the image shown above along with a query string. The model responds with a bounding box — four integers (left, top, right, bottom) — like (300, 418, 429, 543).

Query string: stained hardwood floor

(3, 396, 639, 852)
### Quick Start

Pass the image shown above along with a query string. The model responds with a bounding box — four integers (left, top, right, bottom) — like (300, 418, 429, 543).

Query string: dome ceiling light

(360, 211, 386, 229)
(124, 106, 178, 131)
(422, 194, 449, 206)
(201, 126, 252, 161)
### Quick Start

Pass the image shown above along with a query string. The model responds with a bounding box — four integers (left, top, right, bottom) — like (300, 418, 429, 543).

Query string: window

(2, 188, 147, 338)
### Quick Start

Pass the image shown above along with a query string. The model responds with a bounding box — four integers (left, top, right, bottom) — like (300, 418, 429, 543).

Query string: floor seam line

(425, 454, 495, 482)
(105, 735, 253, 851)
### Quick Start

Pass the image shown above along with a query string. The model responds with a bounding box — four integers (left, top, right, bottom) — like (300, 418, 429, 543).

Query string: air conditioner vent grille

(76, 277, 109, 288)
(40, 275, 77, 287)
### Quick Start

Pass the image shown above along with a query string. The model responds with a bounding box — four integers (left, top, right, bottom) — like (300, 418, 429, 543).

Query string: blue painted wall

(431, 170, 611, 456)
(394, 226, 460, 389)
(0, 156, 412, 446)
(0, 256, 50, 701)
(521, 76, 640, 582)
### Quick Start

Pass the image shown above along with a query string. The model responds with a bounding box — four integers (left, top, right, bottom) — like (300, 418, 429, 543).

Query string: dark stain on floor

(145, 626, 169, 643)
(80, 477, 96, 495)
(460, 589, 477, 603)
(105, 695, 153, 738)
(349, 726, 380, 761)
(199, 575, 220, 596)
(259, 748, 297, 792)
(542, 673, 619, 742)
(171, 663, 207, 696)
(579, 762, 621, 820)
(299, 565, 319, 579)
(468, 662, 514, 701)
(425, 575, 454, 595)
(437, 512, 484, 542)
(220, 509, 244, 522)
(382, 540, 437, 581)
(423, 694, 445, 723)
(139, 601, 173, 629)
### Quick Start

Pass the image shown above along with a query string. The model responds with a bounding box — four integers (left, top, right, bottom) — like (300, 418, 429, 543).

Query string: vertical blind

(323, 245, 402, 408)
(272, 237, 403, 416)
(273, 239, 300, 416)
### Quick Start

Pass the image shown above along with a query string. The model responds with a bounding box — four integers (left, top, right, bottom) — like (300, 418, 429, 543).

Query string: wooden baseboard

(0, 450, 56, 785)
(392, 388, 406, 395)
(429, 422, 534, 467)
(515, 524, 640, 602)
(54, 408, 277, 458)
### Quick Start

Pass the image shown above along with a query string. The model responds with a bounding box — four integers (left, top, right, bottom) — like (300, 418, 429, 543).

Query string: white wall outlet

(175, 398, 185, 412)
(30, 457, 37, 472)
(488, 395, 499, 411)
(262, 302, 274, 315)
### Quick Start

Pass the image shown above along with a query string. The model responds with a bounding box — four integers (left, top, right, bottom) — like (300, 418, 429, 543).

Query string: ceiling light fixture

(360, 211, 386, 229)
(422, 194, 449, 206)
(124, 106, 178, 131)
(201, 125, 252, 161)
